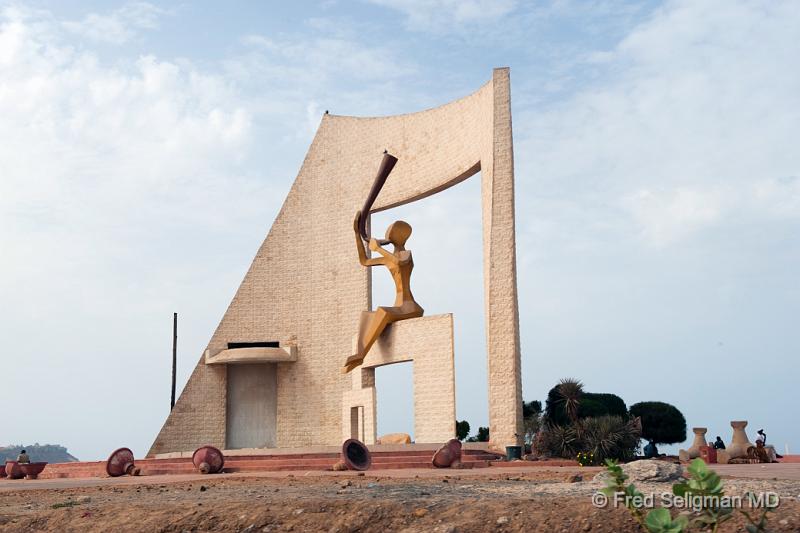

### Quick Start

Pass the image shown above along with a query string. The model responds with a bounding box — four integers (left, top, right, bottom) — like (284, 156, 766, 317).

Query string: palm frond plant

(556, 378, 584, 424)
(580, 415, 641, 464)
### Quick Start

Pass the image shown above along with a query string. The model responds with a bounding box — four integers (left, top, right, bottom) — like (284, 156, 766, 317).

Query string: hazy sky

(1, 0, 797, 461)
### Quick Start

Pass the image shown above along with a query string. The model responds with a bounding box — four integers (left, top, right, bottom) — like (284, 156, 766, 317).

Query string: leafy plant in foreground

(739, 491, 775, 533)
(672, 458, 732, 532)
(600, 459, 688, 533)
(599, 458, 775, 533)
(600, 459, 645, 527)
(644, 508, 690, 533)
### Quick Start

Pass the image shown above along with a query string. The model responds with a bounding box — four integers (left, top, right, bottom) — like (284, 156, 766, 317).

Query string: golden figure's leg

(343, 308, 395, 373)
(352, 310, 372, 357)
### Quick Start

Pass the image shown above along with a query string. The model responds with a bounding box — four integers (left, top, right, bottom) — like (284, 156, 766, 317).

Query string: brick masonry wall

(148, 68, 523, 456)
(348, 314, 455, 444)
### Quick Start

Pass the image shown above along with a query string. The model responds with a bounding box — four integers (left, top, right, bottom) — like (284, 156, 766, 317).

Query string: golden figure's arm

(354, 211, 385, 267)
(368, 239, 397, 263)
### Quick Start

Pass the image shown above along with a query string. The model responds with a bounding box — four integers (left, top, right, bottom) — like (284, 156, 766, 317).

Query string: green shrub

(543, 379, 585, 426)
(629, 401, 687, 445)
(536, 415, 640, 462)
(580, 393, 628, 418)
(543, 385, 627, 426)
(536, 423, 581, 458)
(580, 415, 641, 463)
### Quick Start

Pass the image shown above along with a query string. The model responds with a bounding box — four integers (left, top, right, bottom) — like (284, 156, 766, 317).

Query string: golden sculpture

(343, 210, 424, 373)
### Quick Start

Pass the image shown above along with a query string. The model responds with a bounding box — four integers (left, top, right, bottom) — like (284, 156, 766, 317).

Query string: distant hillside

(0, 444, 78, 463)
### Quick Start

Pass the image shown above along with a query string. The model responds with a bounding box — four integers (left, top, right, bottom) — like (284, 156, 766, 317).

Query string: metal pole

(171, 312, 177, 410)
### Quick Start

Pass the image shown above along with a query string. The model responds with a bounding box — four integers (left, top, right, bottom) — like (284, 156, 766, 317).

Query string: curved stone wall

(149, 67, 522, 455)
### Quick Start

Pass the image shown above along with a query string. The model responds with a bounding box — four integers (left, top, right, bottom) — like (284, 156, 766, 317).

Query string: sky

(1, 0, 797, 461)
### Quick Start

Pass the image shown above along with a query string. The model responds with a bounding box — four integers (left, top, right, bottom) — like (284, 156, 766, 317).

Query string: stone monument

(678, 427, 707, 461)
(148, 68, 523, 455)
(717, 420, 755, 464)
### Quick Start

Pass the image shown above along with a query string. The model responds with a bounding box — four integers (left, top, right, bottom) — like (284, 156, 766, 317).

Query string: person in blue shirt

(643, 439, 659, 458)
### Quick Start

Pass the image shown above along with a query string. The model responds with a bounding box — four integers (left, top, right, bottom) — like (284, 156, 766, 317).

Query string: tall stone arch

(149, 67, 523, 455)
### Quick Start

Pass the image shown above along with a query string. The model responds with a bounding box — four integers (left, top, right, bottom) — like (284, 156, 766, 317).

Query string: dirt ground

(1, 469, 799, 532)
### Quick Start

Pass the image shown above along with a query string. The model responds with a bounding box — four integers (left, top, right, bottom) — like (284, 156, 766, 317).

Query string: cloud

(622, 187, 722, 247)
(230, 25, 421, 137)
(365, 0, 518, 33)
(0, 4, 425, 459)
(241, 32, 416, 83)
(0, 4, 264, 289)
(753, 176, 800, 218)
(512, 1, 800, 454)
(518, 0, 800, 248)
(0, 5, 274, 459)
(61, 2, 166, 44)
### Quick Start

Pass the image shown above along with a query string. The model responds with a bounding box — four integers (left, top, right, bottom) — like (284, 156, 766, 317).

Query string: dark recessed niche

(227, 341, 280, 349)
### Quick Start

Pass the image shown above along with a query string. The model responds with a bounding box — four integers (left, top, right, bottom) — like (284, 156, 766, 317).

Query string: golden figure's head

(385, 220, 412, 248)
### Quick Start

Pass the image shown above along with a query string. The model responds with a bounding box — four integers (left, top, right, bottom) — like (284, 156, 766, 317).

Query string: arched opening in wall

(370, 171, 487, 443)
(374, 362, 414, 439)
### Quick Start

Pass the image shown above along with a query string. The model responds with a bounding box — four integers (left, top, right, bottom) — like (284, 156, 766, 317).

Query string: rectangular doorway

(226, 364, 277, 449)
(350, 406, 364, 441)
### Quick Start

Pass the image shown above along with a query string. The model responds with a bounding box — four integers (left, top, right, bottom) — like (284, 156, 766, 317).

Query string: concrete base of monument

(32, 444, 584, 480)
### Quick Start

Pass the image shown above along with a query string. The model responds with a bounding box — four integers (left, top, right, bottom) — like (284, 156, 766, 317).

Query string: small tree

(522, 400, 542, 445)
(467, 426, 490, 442)
(456, 420, 471, 441)
(579, 393, 627, 419)
(629, 401, 687, 445)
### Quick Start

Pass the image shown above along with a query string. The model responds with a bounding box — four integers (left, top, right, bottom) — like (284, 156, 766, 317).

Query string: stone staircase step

(31, 447, 504, 479)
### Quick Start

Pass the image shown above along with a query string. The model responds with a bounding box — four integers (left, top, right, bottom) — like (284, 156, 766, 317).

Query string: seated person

(16, 449, 30, 464)
(747, 441, 777, 464)
(755, 431, 779, 462)
(643, 439, 659, 458)
(713, 436, 726, 450)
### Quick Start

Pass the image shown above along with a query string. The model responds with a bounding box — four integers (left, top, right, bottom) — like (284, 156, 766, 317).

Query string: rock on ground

(593, 460, 683, 483)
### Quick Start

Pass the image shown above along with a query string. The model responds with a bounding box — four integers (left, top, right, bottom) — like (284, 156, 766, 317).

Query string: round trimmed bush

(629, 401, 687, 445)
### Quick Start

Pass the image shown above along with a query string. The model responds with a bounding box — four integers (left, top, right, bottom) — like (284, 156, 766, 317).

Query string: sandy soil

(1, 470, 798, 532)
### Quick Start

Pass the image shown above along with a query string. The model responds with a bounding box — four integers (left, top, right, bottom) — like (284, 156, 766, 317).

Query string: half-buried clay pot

(4, 461, 24, 480)
(192, 445, 225, 474)
(432, 439, 462, 468)
(19, 462, 47, 480)
(106, 447, 139, 477)
(342, 439, 372, 471)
